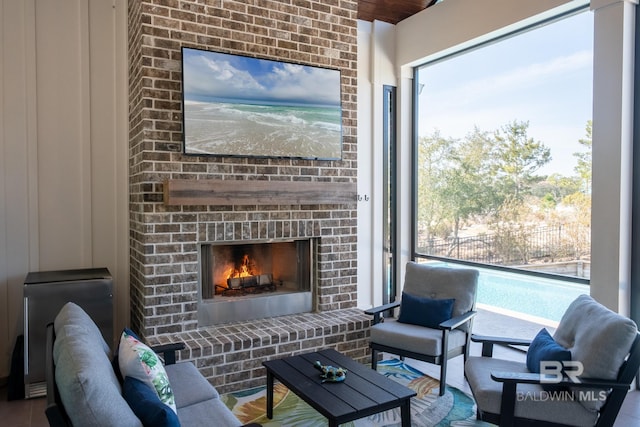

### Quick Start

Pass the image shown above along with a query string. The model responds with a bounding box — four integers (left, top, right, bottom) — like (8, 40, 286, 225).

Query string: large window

(414, 10, 593, 282)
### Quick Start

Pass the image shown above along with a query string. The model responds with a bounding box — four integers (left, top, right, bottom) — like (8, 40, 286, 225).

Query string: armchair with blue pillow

(465, 294, 640, 427)
(365, 261, 480, 396)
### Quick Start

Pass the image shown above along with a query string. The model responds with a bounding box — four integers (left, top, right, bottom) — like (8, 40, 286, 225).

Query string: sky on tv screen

(182, 48, 341, 108)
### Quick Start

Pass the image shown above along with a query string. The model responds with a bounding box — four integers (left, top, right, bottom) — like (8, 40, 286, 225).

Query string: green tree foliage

(574, 120, 592, 194)
(417, 127, 496, 243)
(490, 120, 552, 203)
(417, 119, 592, 270)
(418, 121, 552, 245)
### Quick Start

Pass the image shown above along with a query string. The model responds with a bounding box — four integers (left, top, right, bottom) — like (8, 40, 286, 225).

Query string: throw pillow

(123, 376, 180, 427)
(397, 292, 455, 328)
(118, 329, 177, 414)
(526, 328, 572, 373)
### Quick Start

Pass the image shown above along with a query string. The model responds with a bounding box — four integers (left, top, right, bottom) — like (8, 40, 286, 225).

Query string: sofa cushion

(553, 294, 638, 411)
(176, 398, 243, 427)
(53, 323, 142, 427)
(123, 376, 181, 427)
(119, 329, 177, 413)
(165, 362, 218, 409)
(397, 292, 455, 328)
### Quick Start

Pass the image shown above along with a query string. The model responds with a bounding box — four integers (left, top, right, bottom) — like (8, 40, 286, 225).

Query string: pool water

(476, 268, 589, 322)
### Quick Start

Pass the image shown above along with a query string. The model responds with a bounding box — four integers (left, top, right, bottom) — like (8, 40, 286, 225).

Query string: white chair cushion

(370, 319, 467, 356)
(465, 356, 599, 427)
(553, 294, 638, 411)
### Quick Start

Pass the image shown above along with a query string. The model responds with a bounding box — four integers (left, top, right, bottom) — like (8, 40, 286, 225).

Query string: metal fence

(417, 224, 590, 266)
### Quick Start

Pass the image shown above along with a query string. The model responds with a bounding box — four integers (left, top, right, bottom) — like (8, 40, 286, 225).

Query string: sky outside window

(416, 11, 593, 176)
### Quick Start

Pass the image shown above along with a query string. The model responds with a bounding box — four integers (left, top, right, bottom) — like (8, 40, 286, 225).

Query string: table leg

(401, 399, 411, 427)
(266, 371, 274, 419)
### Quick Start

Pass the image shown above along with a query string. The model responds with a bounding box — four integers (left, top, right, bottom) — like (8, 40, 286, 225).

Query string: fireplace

(198, 238, 315, 326)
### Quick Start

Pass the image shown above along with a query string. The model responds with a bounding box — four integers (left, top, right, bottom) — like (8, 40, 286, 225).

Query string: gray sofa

(45, 302, 252, 427)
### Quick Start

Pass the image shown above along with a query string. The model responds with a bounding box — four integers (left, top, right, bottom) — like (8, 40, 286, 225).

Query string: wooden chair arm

(471, 334, 532, 357)
(150, 342, 186, 365)
(440, 310, 476, 330)
(364, 300, 401, 325)
(490, 370, 630, 390)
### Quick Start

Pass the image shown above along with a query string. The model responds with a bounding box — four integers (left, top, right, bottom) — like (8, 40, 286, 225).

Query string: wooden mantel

(163, 179, 357, 206)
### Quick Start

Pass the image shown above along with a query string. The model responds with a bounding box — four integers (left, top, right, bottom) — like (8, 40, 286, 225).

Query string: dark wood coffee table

(263, 348, 416, 427)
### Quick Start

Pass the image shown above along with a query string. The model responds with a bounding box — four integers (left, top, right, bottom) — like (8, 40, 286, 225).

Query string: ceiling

(357, 0, 439, 25)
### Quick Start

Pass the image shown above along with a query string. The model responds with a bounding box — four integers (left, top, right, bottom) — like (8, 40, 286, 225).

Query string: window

(413, 10, 593, 282)
(383, 85, 397, 304)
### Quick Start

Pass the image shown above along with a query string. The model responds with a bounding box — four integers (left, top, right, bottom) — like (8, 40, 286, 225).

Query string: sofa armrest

(150, 342, 186, 365)
(45, 323, 72, 427)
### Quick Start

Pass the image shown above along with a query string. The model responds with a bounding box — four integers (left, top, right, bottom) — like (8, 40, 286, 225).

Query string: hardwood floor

(1, 308, 638, 426)
(0, 386, 48, 427)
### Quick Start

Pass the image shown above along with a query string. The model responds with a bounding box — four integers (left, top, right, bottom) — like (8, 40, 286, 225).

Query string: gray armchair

(365, 262, 479, 396)
(465, 294, 640, 427)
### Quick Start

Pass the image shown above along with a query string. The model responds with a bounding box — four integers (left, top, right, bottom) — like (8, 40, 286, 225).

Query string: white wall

(0, 0, 129, 378)
(357, 20, 397, 309)
(358, 0, 636, 312)
(589, 0, 638, 313)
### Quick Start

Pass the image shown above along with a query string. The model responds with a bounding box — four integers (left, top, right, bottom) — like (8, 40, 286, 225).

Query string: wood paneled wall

(0, 0, 129, 378)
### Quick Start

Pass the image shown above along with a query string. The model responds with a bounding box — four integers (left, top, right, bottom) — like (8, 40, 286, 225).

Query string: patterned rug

(221, 359, 479, 426)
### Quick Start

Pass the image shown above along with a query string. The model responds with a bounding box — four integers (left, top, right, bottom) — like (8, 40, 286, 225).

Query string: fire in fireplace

(214, 251, 277, 296)
(198, 239, 315, 325)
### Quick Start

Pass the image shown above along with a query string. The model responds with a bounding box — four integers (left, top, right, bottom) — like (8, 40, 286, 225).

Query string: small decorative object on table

(314, 361, 347, 383)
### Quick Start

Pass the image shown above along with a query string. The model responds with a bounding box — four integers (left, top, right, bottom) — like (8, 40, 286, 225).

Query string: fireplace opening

(198, 239, 315, 326)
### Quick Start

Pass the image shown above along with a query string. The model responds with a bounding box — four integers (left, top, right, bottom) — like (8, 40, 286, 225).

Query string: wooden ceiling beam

(357, 0, 434, 25)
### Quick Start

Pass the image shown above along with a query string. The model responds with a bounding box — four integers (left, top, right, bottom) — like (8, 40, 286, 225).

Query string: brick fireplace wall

(127, 0, 369, 391)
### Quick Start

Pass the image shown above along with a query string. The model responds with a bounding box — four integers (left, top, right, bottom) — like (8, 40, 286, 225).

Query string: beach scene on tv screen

(182, 48, 342, 159)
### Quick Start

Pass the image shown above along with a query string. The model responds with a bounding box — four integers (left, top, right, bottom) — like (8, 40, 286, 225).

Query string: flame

(228, 254, 254, 279)
(214, 254, 263, 294)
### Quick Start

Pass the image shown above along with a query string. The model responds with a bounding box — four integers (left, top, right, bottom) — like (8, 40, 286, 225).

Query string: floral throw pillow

(118, 329, 177, 414)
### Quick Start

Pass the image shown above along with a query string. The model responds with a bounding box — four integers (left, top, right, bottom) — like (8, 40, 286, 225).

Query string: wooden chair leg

(439, 359, 447, 396)
(371, 348, 378, 370)
(439, 329, 449, 396)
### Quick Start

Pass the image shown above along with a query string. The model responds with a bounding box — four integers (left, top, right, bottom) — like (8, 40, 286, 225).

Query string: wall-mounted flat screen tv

(181, 47, 342, 160)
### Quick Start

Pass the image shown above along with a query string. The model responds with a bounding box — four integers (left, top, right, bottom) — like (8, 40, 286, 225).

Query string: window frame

(411, 5, 592, 286)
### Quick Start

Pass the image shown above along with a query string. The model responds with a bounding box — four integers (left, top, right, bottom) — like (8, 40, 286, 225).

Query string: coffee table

(263, 348, 416, 427)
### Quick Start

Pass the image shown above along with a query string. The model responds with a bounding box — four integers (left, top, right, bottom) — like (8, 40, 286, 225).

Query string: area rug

(221, 359, 478, 426)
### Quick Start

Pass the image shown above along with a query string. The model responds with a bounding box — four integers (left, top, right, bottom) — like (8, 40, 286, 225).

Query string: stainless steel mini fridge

(23, 268, 113, 398)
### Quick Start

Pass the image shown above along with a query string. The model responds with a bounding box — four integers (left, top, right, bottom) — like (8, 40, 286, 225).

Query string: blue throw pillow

(526, 328, 572, 373)
(397, 292, 455, 328)
(123, 376, 181, 427)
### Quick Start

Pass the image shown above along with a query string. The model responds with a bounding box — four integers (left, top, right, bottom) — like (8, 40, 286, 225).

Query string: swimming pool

(476, 268, 589, 322)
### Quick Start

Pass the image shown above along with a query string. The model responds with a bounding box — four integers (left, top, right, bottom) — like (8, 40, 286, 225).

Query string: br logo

(540, 361, 584, 383)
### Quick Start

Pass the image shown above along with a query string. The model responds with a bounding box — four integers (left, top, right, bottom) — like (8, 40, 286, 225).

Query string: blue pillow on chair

(397, 292, 455, 328)
(123, 376, 180, 427)
(526, 328, 572, 373)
